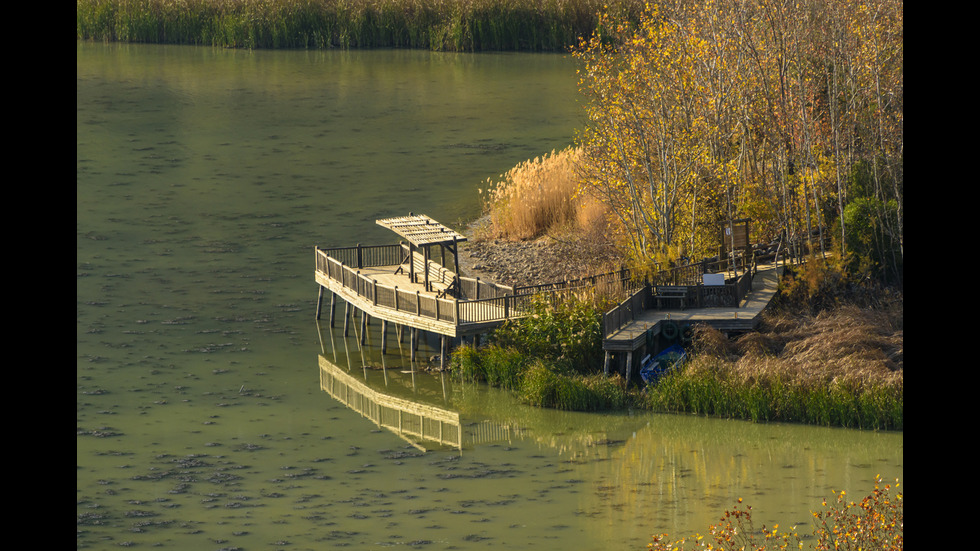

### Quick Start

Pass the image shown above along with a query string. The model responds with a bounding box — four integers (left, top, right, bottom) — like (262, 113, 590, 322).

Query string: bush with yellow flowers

(645, 476, 902, 550)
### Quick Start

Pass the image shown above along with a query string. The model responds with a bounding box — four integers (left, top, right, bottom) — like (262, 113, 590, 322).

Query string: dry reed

(649, 305, 903, 429)
(689, 306, 902, 387)
(480, 146, 611, 241)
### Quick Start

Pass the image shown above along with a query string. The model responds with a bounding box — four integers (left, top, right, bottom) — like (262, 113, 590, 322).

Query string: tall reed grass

(77, 0, 643, 50)
(519, 363, 629, 410)
(480, 146, 610, 240)
(645, 365, 903, 430)
(645, 308, 903, 430)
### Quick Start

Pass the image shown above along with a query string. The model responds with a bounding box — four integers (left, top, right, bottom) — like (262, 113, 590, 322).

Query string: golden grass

(690, 304, 903, 388)
(479, 146, 609, 241)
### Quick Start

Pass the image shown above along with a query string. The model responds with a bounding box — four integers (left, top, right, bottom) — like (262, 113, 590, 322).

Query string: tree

(572, 0, 902, 284)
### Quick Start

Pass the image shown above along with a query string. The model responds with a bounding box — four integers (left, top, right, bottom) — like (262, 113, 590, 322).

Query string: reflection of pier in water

(316, 319, 649, 456)
(319, 355, 517, 452)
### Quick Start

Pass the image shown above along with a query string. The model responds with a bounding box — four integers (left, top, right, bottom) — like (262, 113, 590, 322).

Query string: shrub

(449, 343, 483, 383)
(490, 295, 603, 374)
(480, 147, 588, 240)
(449, 343, 526, 390)
(518, 363, 631, 411)
(645, 475, 902, 550)
(812, 475, 903, 550)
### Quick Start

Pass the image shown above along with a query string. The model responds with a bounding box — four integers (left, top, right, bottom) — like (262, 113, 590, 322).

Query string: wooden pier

(601, 262, 783, 380)
(316, 213, 786, 379)
(315, 214, 538, 369)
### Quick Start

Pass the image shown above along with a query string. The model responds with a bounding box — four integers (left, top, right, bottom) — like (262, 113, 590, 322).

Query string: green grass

(77, 0, 644, 51)
(644, 365, 903, 430)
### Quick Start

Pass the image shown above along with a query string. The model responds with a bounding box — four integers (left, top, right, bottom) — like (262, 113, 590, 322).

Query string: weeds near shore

(452, 287, 902, 428)
(450, 295, 636, 411)
(477, 146, 619, 275)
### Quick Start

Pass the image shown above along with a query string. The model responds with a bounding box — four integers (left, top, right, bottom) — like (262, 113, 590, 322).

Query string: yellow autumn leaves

(572, 0, 903, 273)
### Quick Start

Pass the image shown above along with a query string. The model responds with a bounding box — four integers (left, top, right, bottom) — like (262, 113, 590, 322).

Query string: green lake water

(77, 41, 902, 550)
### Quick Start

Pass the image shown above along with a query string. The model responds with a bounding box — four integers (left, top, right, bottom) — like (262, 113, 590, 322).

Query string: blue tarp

(639, 344, 687, 385)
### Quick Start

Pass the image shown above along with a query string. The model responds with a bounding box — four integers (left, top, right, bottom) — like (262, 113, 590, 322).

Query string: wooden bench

(653, 285, 688, 309)
(434, 277, 460, 299)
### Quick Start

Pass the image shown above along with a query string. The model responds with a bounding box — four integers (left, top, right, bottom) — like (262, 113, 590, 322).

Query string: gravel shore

(454, 217, 621, 288)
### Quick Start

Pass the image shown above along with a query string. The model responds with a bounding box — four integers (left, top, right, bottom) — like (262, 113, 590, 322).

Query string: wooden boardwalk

(315, 214, 637, 367)
(601, 263, 783, 378)
(316, 213, 787, 376)
(314, 244, 525, 336)
(315, 214, 536, 369)
(604, 263, 781, 348)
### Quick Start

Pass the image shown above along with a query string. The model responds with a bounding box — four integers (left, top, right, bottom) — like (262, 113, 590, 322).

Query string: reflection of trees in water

(574, 413, 903, 542)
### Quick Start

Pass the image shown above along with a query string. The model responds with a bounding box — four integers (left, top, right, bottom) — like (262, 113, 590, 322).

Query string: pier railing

(317, 246, 536, 328)
(601, 253, 758, 337)
(317, 243, 407, 271)
(317, 244, 758, 335)
(514, 268, 639, 298)
(602, 284, 652, 338)
(318, 248, 461, 323)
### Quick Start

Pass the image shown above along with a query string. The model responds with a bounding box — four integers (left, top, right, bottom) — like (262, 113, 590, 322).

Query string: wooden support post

(409, 243, 415, 283)
(424, 245, 430, 291)
(343, 302, 351, 337)
(625, 351, 633, 384)
(329, 291, 336, 328)
(410, 328, 417, 361)
(381, 320, 388, 355)
(603, 351, 611, 376)
(360, 309, 367, 345)
(315, 285, 323, 320)
(452, 237, 460, 280)
(440, 336, 447, 371)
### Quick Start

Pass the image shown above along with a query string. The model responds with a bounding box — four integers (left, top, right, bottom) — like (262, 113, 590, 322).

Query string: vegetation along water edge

(76, 0, 645, 51)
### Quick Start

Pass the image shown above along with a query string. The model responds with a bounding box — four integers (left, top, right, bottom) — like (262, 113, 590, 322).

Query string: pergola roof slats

(377, 214, 467, 247)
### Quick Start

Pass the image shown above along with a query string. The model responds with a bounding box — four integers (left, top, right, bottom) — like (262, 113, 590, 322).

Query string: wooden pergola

(376, 213, 467, 296)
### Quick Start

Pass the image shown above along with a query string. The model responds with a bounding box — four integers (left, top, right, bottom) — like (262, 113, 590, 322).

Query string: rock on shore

(455, 218, 620, 288)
